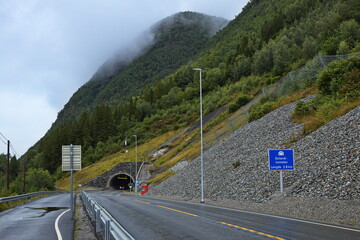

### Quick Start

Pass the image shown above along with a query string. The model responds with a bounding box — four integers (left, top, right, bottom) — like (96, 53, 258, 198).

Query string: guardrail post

(105, 220, 111, 240)
(80, 191, 135, 240)
(96, 209, 101, 233)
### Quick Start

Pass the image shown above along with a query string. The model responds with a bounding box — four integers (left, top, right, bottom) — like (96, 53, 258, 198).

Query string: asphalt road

(0, 193, 74, 240)
(90, 190, 360, 240)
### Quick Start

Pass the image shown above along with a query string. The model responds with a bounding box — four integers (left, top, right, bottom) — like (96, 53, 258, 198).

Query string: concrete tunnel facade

(107, 173, 134, 190)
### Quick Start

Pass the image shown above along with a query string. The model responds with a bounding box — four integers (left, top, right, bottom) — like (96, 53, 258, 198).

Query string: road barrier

(81, 191, 135, 240)
(0, 191, 64, 207)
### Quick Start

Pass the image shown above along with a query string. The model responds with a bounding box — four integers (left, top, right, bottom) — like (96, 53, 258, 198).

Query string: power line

(10, 143, 20, 158)
(0, 131, 8, 140)
(0, 131, 20, 158)
(0, 131, 8, 144)
(0, 138, 6, 145)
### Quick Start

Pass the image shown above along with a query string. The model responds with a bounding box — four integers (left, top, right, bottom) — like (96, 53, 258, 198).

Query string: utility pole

(7, 140, 10, 190)
(23, 155, 27, 193)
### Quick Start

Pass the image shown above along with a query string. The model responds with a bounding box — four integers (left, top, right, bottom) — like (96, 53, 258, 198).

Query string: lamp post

(125, 137, 132, 192)
(133, 135, 138, 194)
(193, 68, 204, 203)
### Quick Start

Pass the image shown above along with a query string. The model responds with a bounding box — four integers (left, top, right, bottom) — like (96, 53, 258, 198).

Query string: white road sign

(62, 145, 81, 171)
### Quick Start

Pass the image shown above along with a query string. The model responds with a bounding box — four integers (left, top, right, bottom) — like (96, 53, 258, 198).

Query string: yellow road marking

(134, 200, 151, 204)
(156, 205, 198, 217)
(221, 222, 286, 240)
(134, 199, 198, 217)
(134, 199, 285, 239)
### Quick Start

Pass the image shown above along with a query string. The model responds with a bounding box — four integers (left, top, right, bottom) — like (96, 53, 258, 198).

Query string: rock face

(83, 162, 141, 188)
(150, 102, 360, 203)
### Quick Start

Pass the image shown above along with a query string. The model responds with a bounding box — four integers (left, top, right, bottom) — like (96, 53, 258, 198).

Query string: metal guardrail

(0, 191, 64, 206)
(81, 191, 135, 240)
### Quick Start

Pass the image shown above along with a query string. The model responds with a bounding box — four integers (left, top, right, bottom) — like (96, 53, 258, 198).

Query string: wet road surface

(89, 190, 360, 240)
(0, 193, 74, 240)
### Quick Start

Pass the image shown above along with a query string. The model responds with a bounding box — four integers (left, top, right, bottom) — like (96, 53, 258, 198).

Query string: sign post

(62, 145, 81, 218)
(268, 149, 294, 194)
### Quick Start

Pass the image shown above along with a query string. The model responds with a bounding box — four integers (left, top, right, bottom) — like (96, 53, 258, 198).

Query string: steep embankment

(149, 101, 360, 227)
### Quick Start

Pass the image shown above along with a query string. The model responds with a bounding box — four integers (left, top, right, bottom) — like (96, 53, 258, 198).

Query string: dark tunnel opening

(109, 174, 133, 190)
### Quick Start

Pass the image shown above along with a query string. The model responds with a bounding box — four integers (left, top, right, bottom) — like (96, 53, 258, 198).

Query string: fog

(0, 0, 248, 156)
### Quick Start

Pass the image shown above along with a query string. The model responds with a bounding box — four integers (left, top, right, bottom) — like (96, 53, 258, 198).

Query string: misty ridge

(90, 11, 229, 83)
(90, 30, 156, 83)
(153, 11, 229, 38)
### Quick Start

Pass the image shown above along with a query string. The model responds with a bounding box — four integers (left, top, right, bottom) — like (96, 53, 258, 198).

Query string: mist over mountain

(57, 12, 228, 124)
(93, 12, 228, 82)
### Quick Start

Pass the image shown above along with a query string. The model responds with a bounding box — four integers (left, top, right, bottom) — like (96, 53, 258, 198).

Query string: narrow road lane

(90, 190, 360, 240)
(0, 193, 74, 240)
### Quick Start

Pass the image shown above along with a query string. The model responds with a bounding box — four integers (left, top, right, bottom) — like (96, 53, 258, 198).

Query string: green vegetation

(0, 154, 55, 197)
(2, 0, 359, 196)
(292, 56, 360, 134)
(228, 95, 251, 113)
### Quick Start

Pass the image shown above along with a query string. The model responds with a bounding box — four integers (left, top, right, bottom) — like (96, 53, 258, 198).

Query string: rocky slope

(149, 101, 360, 226)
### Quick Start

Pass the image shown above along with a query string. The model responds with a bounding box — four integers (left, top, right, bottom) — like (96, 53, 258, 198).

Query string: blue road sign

(268, 149, 294, 170)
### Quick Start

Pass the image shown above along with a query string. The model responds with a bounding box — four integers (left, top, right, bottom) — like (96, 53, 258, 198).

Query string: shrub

(293, 101, 310, 117)
(232, 161, 241, 168)
(248, 101, 276, 121)
(228, 95, 250, 113)
(27, 168, 55, 192)
(317, 56, 360, 96)
(317, 99, 341, 122)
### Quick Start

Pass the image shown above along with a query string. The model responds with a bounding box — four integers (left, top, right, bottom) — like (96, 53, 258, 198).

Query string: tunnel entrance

(109, 174, 133, 190)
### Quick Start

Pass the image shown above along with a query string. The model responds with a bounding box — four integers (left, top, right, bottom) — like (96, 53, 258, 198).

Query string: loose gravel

(74, 194, 98, 240)
(149, 102, 360, 227)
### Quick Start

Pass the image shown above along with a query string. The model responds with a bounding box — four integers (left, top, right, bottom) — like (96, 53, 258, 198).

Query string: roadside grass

(0, 203, 10, 212)
(0, 195, 49, 212)
(146, 170, 176, 185)
(293, 97, 360, 135)
(56, 131, 178, 190)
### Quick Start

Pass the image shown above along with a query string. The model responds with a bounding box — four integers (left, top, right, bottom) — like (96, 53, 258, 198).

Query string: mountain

(56, 12, 228, 124)
(9, 0, 358, 195)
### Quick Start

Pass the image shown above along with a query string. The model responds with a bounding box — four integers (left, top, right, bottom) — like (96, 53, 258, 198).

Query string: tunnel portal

(109, 173, 133, 190)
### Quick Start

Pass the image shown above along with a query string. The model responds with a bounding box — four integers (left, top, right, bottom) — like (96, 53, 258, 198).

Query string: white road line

(208, 205, 360, 233)
(55, 209, 70, 240)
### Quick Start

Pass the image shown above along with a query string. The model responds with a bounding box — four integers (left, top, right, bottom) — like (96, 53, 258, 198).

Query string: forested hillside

(57, 12, 228, 124)
(2, 0, 359, 196)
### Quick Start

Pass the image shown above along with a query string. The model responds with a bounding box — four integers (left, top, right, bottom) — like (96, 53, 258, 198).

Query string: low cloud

(0, 0, 248, 155)
(0, 90, 57, 156)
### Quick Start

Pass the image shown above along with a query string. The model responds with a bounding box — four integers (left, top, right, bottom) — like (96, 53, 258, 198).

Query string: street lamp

(193, 68, 204, 203)
(133, 135, 138, 194)
(125, 137, 132, 192)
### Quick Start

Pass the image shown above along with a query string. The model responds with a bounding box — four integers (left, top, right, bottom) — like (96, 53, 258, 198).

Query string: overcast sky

(0, 0, 248, 156)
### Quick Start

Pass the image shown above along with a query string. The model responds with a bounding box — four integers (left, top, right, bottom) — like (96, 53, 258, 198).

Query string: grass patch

(146, 170, 176, 186)
(56, 131, 178, 190)
(339, 220, 357, 227)
(293, 97, 360, 134)
(0, 203, 10, 212)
